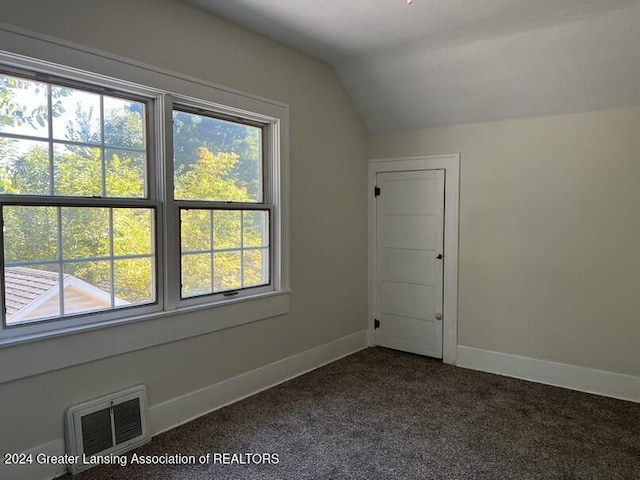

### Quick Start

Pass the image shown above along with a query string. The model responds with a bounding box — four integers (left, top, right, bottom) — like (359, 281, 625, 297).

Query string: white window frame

(0, 25, 290, 373)
(0, 67, 164, 337)
(168, 98, 280, 307)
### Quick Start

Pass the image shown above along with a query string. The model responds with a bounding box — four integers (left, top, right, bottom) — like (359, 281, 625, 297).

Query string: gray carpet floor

(65, 348, 640, 479)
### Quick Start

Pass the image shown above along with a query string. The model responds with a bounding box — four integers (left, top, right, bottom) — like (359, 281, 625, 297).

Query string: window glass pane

(113, 208, 153, 256)
(103, 97, 145, 149)
(53, 144, 102, 196)
(4, 264, 60, 325)
(105, 149, 145, 198)
(243, 211, 269, 248)
(3, 206, 58, 262)
(213, 251, 241, 292)
(63, 261, 112, 316)
(52, 86, 100, 144)
(0, 138, 50, 195)
(181, 209, 211, 252)
(0, 74, 48, 138)
(179, 208, 269, 298)
(181, 253, 212, 298)
(173, 110, 262, 202)
(243, 249, 268, 288)
(62, 207, 110, 259)
(213, 210, 241, 249)
(114, 257, 154, 304)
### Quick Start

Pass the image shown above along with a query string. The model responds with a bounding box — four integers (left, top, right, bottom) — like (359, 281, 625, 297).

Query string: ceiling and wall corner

(189, 0, 640, 133)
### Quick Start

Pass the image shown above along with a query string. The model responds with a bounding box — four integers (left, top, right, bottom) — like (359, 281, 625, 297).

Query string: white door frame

(368, 154, 460, 365)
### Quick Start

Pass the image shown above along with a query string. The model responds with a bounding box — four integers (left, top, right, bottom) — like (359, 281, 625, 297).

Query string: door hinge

(374, 186, 380, 197)
(374, 318, 380, 329)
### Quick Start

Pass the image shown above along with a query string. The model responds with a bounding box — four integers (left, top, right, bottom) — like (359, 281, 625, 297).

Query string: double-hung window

(0, 69, 158, 329)
(173, 106, 271, 301)
(0, 48, 287, 344)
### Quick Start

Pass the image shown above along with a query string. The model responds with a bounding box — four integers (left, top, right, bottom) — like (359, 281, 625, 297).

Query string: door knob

(436, 254, 443, 260)
(435, 312, 443, 320)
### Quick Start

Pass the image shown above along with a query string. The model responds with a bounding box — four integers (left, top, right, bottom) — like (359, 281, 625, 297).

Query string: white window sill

(0, 290, 291, 384)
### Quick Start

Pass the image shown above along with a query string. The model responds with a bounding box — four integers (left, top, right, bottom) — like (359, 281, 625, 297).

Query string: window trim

(0, 24, 290, 363)
(169, 99, 276, 305)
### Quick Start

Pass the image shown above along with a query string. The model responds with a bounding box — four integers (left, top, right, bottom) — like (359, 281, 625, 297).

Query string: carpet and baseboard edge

(6, 338, 638, 480)
(457, 345, 640, 403)
(0, 330, 369, 480)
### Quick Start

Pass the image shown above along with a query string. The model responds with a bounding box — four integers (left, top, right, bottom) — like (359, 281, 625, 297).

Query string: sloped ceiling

(188, 0, 640, 133)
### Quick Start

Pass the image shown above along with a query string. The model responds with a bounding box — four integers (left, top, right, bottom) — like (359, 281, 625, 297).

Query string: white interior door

(375, 169, 445, 358)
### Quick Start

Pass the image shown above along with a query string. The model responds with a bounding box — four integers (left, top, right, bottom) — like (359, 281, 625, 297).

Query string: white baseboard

(149, 330, 368, 435)
(0, 330, 368, 480)
(457, 345, 640, 403)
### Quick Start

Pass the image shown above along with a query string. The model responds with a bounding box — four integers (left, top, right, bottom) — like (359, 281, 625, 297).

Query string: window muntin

(1, 70, 156, 328)
(180, 208, 270, 298)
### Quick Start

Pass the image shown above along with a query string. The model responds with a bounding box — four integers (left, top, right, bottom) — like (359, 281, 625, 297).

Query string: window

(1, 70, 157, 328)
(173, 108, 271, 299)
(0, 52, 287, 343)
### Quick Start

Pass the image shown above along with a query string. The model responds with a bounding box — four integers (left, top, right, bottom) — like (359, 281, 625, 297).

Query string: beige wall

(0, 0, 368, 452)
(370, 107, 640, 377)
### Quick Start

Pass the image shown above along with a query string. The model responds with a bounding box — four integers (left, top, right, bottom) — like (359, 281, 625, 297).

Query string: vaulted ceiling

(189, 0, 640, 133)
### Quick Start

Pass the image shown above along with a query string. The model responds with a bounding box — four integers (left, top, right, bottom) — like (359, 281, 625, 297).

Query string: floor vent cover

(65, 385, 150, 475)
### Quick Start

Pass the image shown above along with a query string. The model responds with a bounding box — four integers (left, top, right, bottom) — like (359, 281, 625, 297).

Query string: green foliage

(104, 103, 145, 149)
(0, 75, 69, 130)
(8, 144, 49, 195)
(0, 76, 43, 129)
(173, 111, 261, 199)
(107, 153, 145, 197)
(3, 206, 58, 263)
(0, 137, 17, 194)
(56, 147, 102, 196)
(114, 258, 152, 303)
(175, 147, 250, 201)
